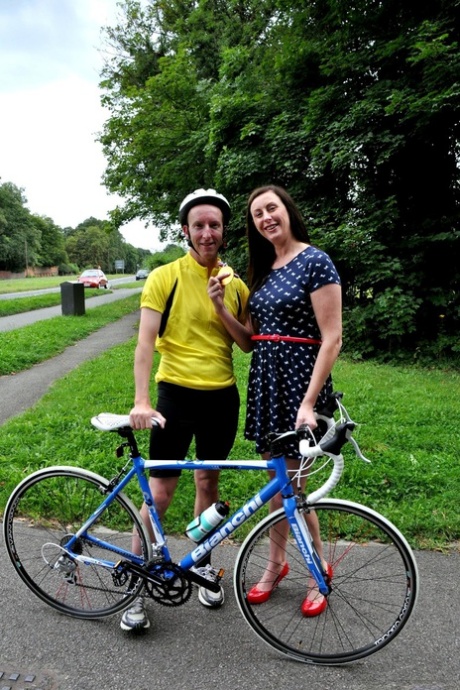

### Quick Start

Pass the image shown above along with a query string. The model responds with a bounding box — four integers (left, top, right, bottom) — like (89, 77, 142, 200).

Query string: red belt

(251, 335, 322, 345)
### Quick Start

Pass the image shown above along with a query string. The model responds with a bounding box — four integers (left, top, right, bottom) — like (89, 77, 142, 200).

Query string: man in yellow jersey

(120, 189, 250, 632)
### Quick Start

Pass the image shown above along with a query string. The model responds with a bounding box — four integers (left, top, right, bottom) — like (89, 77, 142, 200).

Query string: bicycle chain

(51, 555, 193, 607)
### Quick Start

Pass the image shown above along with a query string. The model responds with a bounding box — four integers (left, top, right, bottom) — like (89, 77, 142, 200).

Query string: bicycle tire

(234, 498, 418, 664)
(3, 466, 152, 620)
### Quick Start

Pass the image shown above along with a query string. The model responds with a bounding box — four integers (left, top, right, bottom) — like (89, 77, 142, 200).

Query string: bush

(58, 263, 79, 276)
(147, 244, 186, 269)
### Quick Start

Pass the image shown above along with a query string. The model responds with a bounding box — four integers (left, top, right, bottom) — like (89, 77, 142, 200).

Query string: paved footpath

(0, 310, 140, 425)
(1, 291, 459, 689)
(0, 288, 142, 426)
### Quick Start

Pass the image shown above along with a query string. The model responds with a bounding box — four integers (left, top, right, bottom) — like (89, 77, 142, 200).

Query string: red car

(78, 269, 109, 289)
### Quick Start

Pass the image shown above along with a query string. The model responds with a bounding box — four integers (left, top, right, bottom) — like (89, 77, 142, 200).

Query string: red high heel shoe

(301, 563, 333, 618)
(247, 562, 290, 604)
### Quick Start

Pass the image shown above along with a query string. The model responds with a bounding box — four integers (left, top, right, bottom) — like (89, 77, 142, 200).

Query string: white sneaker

(198, 584, 225, 608)
(192, 565, 225, 609)
(120, 597, 150, 631)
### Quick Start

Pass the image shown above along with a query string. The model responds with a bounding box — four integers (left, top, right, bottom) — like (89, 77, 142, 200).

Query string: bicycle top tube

(142, 458, 271, 472)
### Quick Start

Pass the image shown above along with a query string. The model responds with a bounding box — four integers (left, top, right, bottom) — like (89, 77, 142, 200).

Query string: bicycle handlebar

(298, 394, 370, 503)
(267, 393, 369, 503)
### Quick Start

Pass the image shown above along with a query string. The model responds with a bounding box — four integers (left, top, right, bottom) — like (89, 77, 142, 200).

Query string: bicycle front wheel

(234, 499, 418, 664)
(3, 466, 152, 619)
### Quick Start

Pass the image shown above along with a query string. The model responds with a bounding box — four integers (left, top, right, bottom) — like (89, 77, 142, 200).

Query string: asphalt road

(1, 287, 459, 689)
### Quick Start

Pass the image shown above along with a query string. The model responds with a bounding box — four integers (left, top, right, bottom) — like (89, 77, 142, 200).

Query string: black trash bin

(60, 281, 86, 316)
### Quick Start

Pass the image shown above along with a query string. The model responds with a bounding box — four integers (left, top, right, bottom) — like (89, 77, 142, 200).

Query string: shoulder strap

(236, 289, 242, 318)
(158, 278, 178, 337)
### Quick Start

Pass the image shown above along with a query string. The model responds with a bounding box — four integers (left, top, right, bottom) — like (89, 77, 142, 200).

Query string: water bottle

(185, 501, 230, 542)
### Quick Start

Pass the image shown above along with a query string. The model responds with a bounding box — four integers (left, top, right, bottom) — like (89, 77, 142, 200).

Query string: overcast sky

(0, 0, 162, 250)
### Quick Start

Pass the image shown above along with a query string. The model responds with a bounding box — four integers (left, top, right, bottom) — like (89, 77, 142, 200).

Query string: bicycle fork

(283, 497, 331, 596)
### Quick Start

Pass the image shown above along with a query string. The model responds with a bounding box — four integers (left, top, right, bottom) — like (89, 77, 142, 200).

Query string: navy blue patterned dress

(244, 246, 341, 459)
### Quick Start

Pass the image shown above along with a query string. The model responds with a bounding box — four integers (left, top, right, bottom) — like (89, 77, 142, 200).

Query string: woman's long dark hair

(246, 185, 311, 293)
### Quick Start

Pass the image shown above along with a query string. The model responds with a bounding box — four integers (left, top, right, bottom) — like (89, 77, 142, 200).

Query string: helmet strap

(183, 226, 196, 253)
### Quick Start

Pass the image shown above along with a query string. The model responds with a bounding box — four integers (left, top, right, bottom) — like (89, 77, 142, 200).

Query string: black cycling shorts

(149, 382, 240, 477)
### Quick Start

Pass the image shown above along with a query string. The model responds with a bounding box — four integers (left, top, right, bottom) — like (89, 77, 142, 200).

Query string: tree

(31, 215, 68, 268)
(65, 223, 112, 271)
(147, 243, 185, 269)
(282, 1, 460, 360)
(64, 216, 149, 273)
(0, 181, 40, 271)
(99, 0, 460, 362)
(99, 0, 280, 233)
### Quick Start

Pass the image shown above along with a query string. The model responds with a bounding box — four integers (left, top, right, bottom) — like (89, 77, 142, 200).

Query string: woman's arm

(296, 283, 343, 429)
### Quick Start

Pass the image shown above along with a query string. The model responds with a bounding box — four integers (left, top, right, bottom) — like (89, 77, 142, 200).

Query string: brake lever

(336, 399, 371, 463)
(348, 435, 371, 463)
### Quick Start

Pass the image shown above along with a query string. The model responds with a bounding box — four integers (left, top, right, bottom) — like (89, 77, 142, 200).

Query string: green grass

(0, 276, 77, 293)
(0, 294, 140, 375)
(0, 337, 459, 550)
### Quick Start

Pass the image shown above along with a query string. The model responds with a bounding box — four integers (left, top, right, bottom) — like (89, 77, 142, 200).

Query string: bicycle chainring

(145, 563, 192, 607)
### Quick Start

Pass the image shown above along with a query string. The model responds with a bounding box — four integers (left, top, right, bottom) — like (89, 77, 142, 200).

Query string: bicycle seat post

(117, 427, 140, 458)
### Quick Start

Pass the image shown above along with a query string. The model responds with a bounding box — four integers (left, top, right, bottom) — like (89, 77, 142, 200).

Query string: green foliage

(147, 243, 186, 269)
(31, 215, 68, 267)
(0, 179, 152, 274)
(0, 181, 40, 271)
(99, 0, 460, 365)
(58, 262, 79, 275)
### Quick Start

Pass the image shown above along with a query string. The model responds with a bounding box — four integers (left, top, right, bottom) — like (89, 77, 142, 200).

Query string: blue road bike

(3, 394, 418, 664)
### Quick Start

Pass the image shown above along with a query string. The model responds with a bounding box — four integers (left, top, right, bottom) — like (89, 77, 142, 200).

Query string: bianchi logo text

(191, 494, 264, 561)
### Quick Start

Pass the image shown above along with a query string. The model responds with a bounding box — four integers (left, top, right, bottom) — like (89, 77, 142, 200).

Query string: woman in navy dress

(244, 185, 342, 616)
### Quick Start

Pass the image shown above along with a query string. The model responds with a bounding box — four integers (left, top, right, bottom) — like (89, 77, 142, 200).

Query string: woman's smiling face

(250, 190, 291, 243)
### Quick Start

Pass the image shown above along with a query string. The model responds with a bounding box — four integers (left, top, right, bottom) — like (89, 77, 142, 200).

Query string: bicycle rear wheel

(3, 466, 152, 619)
(234, 498, 418, 664)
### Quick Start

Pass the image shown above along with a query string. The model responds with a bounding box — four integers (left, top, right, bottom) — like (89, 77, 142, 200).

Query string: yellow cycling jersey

(140, 252, 249, 390)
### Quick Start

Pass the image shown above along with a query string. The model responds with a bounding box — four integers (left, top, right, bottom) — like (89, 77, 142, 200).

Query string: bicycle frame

(63, 452, 330, 595)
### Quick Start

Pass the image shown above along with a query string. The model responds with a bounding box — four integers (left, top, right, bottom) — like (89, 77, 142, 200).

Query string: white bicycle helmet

(179, 188, 231, 226)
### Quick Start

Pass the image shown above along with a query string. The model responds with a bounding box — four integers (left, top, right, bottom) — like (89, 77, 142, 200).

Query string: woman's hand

(296, 400, 317, 430)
